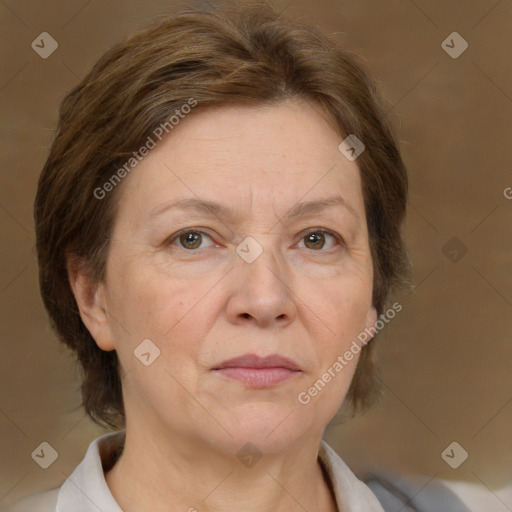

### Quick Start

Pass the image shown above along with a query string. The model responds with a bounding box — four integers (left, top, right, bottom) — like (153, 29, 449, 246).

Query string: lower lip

(214, 367, 300, 388)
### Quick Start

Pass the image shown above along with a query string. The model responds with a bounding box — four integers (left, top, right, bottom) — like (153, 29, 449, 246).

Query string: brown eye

(173, 230, 214, 250)
(304, 232, 326, 250)
(299, 230, 340, 251)
(179, 231, 202, 249)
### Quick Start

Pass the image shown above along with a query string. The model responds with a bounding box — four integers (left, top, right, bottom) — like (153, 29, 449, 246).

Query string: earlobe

(67, 257, 116, 351)
(365, 304, 378, 340)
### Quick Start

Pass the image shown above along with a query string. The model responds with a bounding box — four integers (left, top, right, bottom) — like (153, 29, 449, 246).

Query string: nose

(225, 243, 297, 329)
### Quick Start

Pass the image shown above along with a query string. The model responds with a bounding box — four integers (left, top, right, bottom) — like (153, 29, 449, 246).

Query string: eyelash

(298, 229, 344, 250)
(165, 228, 344, 252)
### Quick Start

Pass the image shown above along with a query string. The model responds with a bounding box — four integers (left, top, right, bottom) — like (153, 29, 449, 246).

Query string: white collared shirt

(4, 431, 384, 511)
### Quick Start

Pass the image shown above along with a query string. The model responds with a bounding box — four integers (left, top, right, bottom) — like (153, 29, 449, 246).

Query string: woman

(13, 1, 409, 510)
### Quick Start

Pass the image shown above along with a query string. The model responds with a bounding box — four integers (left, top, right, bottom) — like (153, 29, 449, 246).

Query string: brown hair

(35, 1, 409, 430)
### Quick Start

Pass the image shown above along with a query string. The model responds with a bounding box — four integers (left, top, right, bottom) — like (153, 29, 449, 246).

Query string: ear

(67, 256, 116, 351)
(364, 303, 378, 340)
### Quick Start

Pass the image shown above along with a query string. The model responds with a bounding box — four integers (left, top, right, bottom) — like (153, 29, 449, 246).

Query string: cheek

(301, 267, 373, 338)
(294, 275, 373, 405)
(105, 258, 222, 358)
(296, 275, 371, 412)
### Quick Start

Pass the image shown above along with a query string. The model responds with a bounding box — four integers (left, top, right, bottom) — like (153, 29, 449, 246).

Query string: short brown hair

(35, 1, 409, 430)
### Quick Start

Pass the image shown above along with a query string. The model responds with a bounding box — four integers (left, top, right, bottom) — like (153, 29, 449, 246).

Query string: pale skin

(69, 98, 377, 512)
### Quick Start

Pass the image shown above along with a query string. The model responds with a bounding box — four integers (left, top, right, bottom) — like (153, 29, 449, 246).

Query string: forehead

(114, 99, 365, 225)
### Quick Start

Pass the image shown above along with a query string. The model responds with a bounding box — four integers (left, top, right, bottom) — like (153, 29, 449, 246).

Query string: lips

(212, 354, 301, 388)
(213, 353, 301, 371)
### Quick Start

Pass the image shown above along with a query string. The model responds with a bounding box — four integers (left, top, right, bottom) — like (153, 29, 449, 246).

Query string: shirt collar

(56, 431, 383, 512)
(318, 440, 384, 511)
(56, 431, 124, 512)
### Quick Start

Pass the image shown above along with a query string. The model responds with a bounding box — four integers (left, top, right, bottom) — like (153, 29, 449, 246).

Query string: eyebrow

(149, 195, 359, 223)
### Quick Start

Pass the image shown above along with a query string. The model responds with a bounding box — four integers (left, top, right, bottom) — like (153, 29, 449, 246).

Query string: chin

(206, 403, 318, 455)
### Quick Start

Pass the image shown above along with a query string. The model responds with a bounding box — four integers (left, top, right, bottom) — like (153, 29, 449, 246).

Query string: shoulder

(365, 473, 474, 511)
(0, 488, 60, 512)
(1, 430, 125, 512)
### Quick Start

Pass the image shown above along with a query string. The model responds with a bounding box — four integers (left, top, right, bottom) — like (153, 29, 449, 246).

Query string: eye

(167, 229, 216, 250)
(297, 230, 341, 251)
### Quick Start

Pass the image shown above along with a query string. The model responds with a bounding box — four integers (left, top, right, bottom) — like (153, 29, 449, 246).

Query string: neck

(105, 425, 337, 512)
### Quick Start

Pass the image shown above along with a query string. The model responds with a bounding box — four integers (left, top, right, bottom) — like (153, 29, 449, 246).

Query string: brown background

(1, 0, 511, 508)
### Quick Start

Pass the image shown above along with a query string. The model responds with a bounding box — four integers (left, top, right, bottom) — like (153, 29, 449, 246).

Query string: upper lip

(213, 353, 301, 371)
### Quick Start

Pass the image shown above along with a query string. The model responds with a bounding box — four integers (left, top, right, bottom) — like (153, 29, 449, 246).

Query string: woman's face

(90, 99, 376, 453)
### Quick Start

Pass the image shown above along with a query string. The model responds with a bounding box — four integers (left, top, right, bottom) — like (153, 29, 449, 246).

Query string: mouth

(212, 353, 302, 389)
